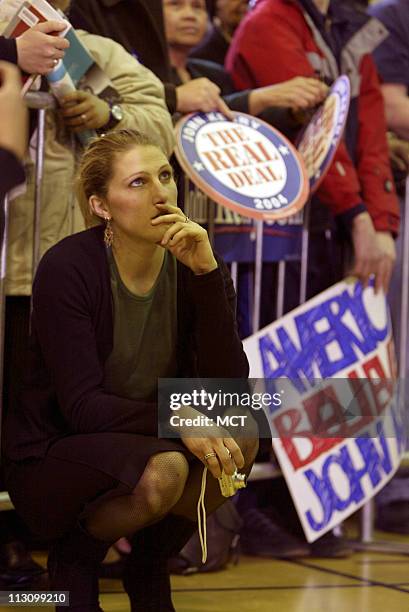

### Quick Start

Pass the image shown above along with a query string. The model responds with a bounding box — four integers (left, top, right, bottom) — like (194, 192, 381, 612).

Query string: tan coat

(5, 30, 174, 295)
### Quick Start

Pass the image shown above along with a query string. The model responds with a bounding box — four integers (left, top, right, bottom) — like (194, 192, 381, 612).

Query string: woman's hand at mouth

(151, 203, 218, 275)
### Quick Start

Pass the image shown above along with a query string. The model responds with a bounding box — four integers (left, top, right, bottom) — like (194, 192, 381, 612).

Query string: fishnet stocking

(85, 451, 189, 541)
(121, 437, 258, 611)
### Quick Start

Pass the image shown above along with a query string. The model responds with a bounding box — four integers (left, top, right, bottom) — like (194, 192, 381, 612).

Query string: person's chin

(152, 227, 167, 245)
(176, 34, 201, 47)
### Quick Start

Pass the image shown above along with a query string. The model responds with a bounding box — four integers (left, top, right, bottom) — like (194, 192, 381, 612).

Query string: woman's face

(163, 0, 209, 50)
(95, 145, 178, 245)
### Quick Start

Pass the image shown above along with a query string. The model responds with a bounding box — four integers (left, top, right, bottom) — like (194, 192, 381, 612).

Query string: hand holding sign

(249, 77, 328, 116)
(375, 231, 396, 293)
(350, 212, 396, 294)
(176, 78, 234, 119)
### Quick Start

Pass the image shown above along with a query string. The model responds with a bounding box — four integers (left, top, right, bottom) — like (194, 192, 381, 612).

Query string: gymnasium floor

(1, 530, 409, 612)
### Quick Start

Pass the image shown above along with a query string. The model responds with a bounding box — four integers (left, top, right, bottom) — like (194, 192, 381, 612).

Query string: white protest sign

(244, 278, 405, 542)
(175, 111, 309, 221)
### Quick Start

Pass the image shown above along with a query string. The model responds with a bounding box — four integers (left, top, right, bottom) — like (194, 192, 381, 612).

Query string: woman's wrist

(248, 88, 270, 116)
(192, 258, 218, 275)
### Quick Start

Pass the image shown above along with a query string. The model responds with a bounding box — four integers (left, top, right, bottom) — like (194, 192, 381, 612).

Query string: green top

(104, 248, 177, 401)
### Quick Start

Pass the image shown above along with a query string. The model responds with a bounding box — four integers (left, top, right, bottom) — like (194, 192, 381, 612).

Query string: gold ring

(203, 452, 217, 462)
(81, 113, 87, 122)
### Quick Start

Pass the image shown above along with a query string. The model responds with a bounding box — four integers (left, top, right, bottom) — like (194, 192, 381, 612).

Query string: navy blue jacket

(369, 0, 409, 91)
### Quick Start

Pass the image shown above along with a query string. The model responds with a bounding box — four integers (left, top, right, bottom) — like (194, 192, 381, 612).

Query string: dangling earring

(104, 216, 113, 247)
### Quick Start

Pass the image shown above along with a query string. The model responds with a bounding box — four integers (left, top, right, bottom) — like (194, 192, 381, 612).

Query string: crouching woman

(3, 129, 258, 611)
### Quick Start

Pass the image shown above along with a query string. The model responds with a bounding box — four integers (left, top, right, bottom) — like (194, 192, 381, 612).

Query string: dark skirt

(4, 432, 194, 540)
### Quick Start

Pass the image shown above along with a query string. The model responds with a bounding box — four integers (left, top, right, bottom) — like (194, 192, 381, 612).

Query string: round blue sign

(297, 76, 351, 193)
(175, 111, 309, 221)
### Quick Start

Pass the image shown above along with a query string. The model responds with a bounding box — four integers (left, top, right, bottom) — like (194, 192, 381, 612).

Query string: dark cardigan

(0, 36, 17, 64)
(3, 226, 249, 462)
(0, 149, 25, 202)
(69, 0, 171, 82)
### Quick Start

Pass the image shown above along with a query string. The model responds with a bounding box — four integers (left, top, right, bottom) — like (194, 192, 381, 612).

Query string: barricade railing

(0, 106, 408, 554)
(183, 175, 409, 548)
(357, 174, 409, 550)
(26, 92, 56, 276)
(0, 92, 55, 510)
(0, 194, 9, 460)
(183, 183, 305, 331)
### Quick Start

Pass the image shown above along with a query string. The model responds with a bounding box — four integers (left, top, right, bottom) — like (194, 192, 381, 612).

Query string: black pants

(2, 297, 31, 429)
(0, 297, 31, 545)
(3, 454, 122, 542)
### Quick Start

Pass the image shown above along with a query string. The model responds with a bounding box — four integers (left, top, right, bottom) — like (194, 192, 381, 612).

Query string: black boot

(123, 515, 196, 612)
(47, 522, 111, 612)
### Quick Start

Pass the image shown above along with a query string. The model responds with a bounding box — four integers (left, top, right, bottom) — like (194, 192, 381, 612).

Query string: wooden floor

(2, 531, 409, 611)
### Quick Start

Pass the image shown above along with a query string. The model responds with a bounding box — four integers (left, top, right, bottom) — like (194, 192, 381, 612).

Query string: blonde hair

(76, 129, 165, 227)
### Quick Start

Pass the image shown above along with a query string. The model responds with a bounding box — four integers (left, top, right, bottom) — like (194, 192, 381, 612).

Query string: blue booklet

(46, 24, 121, 143)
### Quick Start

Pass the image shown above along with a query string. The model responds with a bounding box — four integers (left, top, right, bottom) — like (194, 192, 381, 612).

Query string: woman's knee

(134, 452, 189, 518)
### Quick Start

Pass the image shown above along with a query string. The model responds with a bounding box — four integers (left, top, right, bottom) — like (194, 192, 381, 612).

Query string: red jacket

(226, 0, 400, 234)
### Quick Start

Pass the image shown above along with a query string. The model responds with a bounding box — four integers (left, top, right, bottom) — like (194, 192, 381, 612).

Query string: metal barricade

(183, 173, 409, 549)
(183, 180, 307, 332)
(25, 92, 56, 275)
(357, 174, 409, 551)
(182, 178, 310, 486)
(0, 194, 10, 461)
(0, 92, 55, 511)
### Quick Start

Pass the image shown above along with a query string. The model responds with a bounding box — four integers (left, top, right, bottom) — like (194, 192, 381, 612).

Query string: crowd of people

(0, 0, 408, 610)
